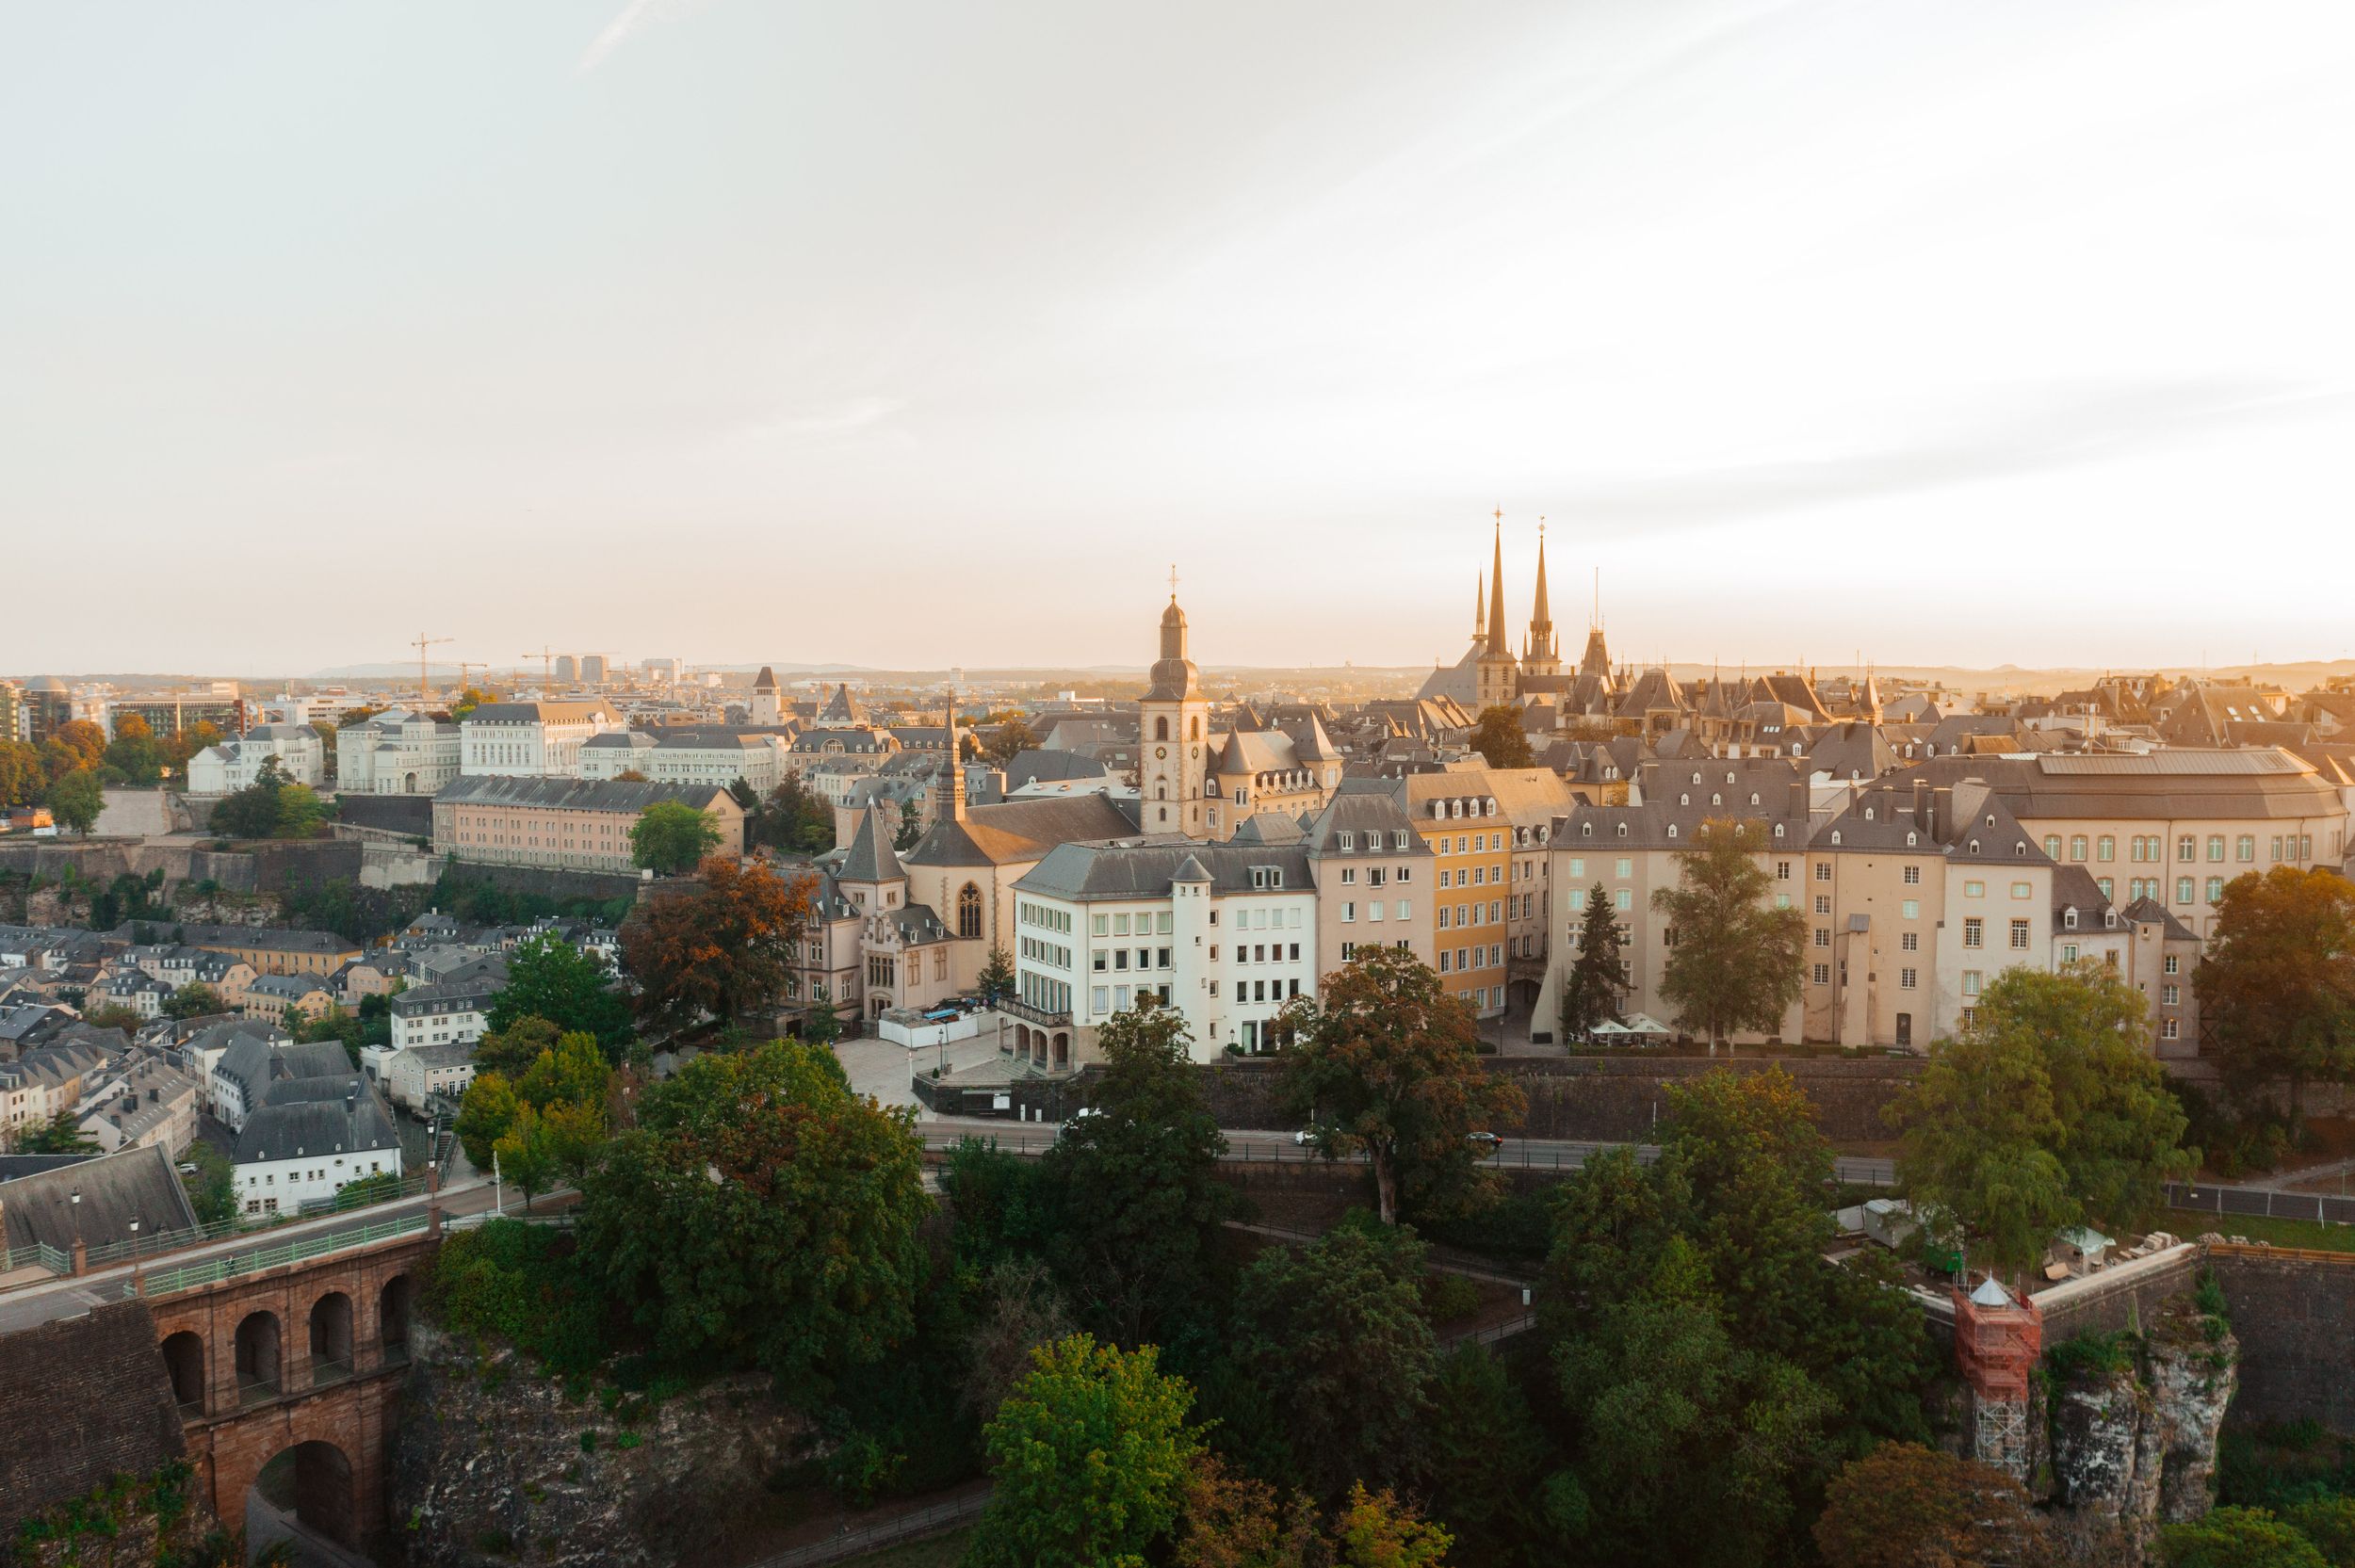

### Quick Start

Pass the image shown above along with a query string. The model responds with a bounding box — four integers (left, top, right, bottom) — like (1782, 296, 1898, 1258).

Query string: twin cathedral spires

(1472, 515, 1607, 711)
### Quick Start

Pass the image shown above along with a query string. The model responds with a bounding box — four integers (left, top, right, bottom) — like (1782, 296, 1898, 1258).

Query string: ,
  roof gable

(837, 803, 906, 885)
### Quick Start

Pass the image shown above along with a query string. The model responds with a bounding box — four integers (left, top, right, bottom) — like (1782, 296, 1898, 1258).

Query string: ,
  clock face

(1156, 746, 1168, 759)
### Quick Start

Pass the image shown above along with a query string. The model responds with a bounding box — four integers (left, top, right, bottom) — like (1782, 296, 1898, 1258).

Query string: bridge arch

(308, 1291, 354, 1385)
(150, 1227, 439, 1548)
(248, 1438, 359, 1550)
(380, 1272, 414, 1360)
(160, 1330, 205, 1414)
(234, 1310, 283, 1403)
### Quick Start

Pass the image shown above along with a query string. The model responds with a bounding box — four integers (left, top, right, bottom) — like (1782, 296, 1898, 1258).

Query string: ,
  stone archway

(235, 1311, 282, 1405)
(309, 1292, 354, 1386)
(154, 1229, 439, 1549)
(161, 1330, 205, 1414)
(379, 1275, 413, 1363)
(1051, 1032, 1070, 1071)
(249, 1439, 359, 1550)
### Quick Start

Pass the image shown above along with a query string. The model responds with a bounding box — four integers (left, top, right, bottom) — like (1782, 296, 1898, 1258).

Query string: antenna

(409, 634, 453, 703)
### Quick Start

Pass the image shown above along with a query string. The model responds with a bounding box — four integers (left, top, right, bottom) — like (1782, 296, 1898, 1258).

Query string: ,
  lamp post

(128, 1216, 141, 1295)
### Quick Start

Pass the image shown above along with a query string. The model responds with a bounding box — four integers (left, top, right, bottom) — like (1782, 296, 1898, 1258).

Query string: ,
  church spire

(1486, 513, 1509, 656)
(1473, 573, 1486, 649)
(944, 686, 966, 821)
(1529, 519, 1555, 662)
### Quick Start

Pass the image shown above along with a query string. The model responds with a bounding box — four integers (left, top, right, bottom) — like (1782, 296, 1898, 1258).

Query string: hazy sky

(5, 1, 2351, 677)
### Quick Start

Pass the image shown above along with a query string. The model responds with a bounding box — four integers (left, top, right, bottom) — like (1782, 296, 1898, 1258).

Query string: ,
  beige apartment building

(1798, 777, 2054, 1049)
(241, 974, 338, 1025)
(1920, 750, 2349, 941)
(2050, 866, 2206, 1059)
(1537, 773, 2055, 1052)
(1392, 766, 1518, 1024)
(432, 776, 746, 873)
(1535, 751, 2334, 1056)
(106, 922, 360, 979)
(1487, 767, 1578, 1022)
(1304, 788, 1437, 985)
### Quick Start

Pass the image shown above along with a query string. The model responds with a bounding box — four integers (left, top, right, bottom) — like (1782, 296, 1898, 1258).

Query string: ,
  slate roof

(587, 727, 778, 753)
(1216, 728, 1307, 776)
(1816, 776, 2047, 866)
(837, 803, 906, 885)
(234, 1095, 399, 1166)
(463, 701, 620, 725)
(389, 978, 501, 1016)
(2044, 862, 2120, 923)
(905, 794, 1141, 868)
(999, 749, 1109, 788)
(259, 1073, 377, 1109)
(433, 774, 730, 814)
(1300, 789, 1432, 856)
(213, 1036, 352, 1103)
(247, 974, 333, 1001)
(0, 1038, 109, 1096)
(2120, 896, 2200, 942)
(0, 1143, 198, 1253)
(772, 864, 858, 922)
(1016, 837, 1317, 900)
(878, 903, 951, 946)
(818, 684, 865, 724)
(1909, 749, 2342, 822)
(180, 1019, 285, 1060)
(1229, 814, 1307, 846)
(1415, 646, 1481, 706)
(1788, 720, 1901, 780)
(106, 922, 353, 956)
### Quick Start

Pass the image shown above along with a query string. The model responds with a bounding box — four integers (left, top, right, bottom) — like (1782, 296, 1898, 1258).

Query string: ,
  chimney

(1788, 778, 1810, 824)
(1911, 776, 1930, 832)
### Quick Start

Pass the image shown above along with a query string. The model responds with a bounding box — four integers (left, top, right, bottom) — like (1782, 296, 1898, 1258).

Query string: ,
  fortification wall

(0, 1299, 186, 1534)
(2204, 1246, 2355, 1431)
(333, 795, 434, 838)
(2036, 1246, 2207, 1343)
(0, 839, 361, 897)
(430, 862, 649, 905)
(1936, 1245, 2355, 1435)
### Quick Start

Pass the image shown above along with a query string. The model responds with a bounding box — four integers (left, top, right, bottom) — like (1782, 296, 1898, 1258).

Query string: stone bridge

(144, 1229, 439, 1550)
